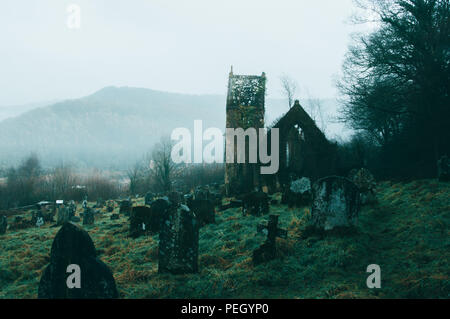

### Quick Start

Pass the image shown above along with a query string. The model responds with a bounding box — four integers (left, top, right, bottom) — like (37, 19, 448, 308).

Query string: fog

(0, 0, 361, 106)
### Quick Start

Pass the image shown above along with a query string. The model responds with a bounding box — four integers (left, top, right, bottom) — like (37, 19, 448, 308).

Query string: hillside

(0, 87, 346, 169)
(0, 179, 448, 298)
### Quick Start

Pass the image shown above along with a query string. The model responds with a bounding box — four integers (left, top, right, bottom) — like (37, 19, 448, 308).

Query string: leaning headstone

(158, 193, 199, 274)
(38, 222, 118, 299)
(253, 215, 287, 265)
(242, 191, 269, 216)
(0, 216, 7, 234)
(311, 176, 361, 231)
(82, 207, 95, 225)
(437, 155, 450, 182)
(57, 206, 71, 226)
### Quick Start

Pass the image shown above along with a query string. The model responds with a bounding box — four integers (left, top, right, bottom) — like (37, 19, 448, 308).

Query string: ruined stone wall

(225, 71, 266, 195)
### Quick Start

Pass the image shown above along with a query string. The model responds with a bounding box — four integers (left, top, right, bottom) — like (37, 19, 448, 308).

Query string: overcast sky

(0, 0, 365, 106)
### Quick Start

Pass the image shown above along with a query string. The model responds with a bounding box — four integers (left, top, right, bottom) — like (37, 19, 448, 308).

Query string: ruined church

(224, 69, 337, 195)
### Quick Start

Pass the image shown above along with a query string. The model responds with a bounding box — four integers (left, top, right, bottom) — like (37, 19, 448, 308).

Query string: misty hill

(0, 87, 347, 169)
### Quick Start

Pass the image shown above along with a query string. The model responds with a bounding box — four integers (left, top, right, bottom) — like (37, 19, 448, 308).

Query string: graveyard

(0, 179, 448, 299)
(0, 0, 448, 302)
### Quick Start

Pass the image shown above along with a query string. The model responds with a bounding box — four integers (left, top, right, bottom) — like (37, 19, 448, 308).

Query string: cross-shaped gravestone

(253, 215, 287, 265)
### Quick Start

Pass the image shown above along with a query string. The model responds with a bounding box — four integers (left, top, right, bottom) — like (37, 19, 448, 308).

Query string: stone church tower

(225, 67, 266, 195)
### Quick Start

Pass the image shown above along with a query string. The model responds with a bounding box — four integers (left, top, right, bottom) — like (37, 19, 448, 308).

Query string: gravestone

(0, 216, 7, 234)
(110, 214, 120, 221)
(38, 222, 118, 299)
(437, 155, 450, 182)
(348, 168, 377, 205)
(68, 201, 77, 219)
(129, 206, 152, 238)
(158, 192, 199, 274)
(242, 191, 269, 216)
(82, 207, 95, 225)
(57, 206, 71, 226)
(119, 199, 132, 216)
(145, 192, 154, 206)
(149, 197, 170, 233)
(282, 177, 312, 208)
(311, 176, 361, 231)
(253, 215, 287, 265)
(186, 193, 215, 226)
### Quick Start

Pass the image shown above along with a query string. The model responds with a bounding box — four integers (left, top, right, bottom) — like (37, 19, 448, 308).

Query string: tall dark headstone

(158, 193, 199, 274)
(38, 222, 118, 299)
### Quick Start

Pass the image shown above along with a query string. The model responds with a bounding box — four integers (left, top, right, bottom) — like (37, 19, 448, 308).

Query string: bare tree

(149, 137, 179, 192)
(280, 74, 298, 109)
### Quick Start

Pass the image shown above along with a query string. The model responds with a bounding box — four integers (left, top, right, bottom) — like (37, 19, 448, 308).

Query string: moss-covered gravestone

(38, 222, 118, 299)
(158, 193, 199, 274)
(311, 176, 361, 231)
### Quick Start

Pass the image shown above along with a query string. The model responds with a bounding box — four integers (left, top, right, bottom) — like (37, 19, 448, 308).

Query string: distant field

(0, 180, 448, 299)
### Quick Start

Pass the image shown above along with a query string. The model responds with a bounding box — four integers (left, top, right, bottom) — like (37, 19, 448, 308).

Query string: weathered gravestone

(282, 177, 312, 208)
(348, 168, 377, 205)
(253, 215, 287, 265)
(437, 155, 450, 182)
(129, 206, 151, 238)
(119, 199, 132, 216)
(57, 206, 71, 226)
(38, 222, 118, 299)
(186, 193, 215, 226)
(158, 192, 199, 274)
(83, 207, 95, 225)
(149, 197, 170, 232)
(311, 176, 361, 231)
(0, 216, 7, 234)
(242, 191, 269, 216)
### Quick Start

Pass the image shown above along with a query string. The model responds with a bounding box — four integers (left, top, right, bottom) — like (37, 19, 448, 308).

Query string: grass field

(0, 179, 449, 299)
